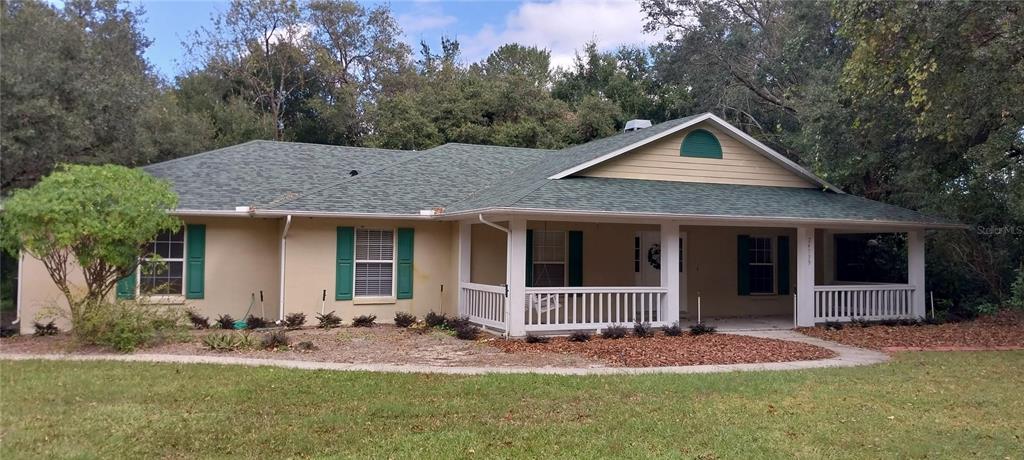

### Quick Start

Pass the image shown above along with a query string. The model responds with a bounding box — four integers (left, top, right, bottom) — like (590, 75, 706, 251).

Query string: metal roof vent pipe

(623, 119, 652, 132)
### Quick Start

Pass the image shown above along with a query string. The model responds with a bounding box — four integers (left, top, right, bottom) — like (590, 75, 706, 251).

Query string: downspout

(478, 214, 511, 337)
(278, 215, 292, 322)
(13, 251, 23, 326)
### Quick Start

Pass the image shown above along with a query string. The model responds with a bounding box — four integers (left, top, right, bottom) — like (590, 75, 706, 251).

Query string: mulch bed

(492, 333, 837, 367)
(797, 311, 1024, 351)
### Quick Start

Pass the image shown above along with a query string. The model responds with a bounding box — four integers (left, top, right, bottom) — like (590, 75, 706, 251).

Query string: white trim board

(547, 113, 841, 193)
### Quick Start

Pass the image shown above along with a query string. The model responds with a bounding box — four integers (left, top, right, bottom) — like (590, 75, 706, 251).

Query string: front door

(635, 231, 688, 313)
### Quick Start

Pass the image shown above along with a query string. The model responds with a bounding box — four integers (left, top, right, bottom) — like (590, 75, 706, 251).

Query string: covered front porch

(456, 216, 926, 337)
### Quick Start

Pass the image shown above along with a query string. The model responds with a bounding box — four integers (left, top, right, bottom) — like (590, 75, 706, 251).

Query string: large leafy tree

(0, 165, 180, 323)
(0, 0, 210, 190)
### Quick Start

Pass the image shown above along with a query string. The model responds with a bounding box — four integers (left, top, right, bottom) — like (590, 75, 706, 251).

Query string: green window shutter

(525, 229, 534, 287)
(116, 270, 136, 300)
(396, 228, 414, 299)
(737, 235, 750, 295)
(568, 231, 583, 287)
(335, 227, 354, 300)
(777, 236, 790, 295)
(680, 129, 723, 159)
(185, 224, 206, 299)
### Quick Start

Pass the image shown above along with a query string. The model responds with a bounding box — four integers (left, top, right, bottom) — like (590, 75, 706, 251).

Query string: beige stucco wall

(282, 218, 458, 323)
(470, 223, 507, 285)
(16, 216, 281, 334)
(580, 122, 815, 188)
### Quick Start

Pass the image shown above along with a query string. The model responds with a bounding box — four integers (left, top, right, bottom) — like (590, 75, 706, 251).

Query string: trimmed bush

(33, 320, 59, 337)
(283, 313, 306, 329)
(453, 322, 480, 340)
(568, 331, 591, 342)
(394, 312, 417, 328)
(663, 322, 684, 337)
(689, 322, 717, 335)
(351, 315, 376, 327)
(633, 321, 654, 338)
(316, 311, 342, 329)
(0, 325, 18, 338)
(261, 330, 290, 350)
(823, 321, 845, 330)
(185, 309, 209, 329)
(446, 315, 471, 329)
(245, 316, 268, 330)
(215, 314, 235, 330)
(424, 311, 447, 328)
(601, 324, 628, 340)
(524, 334, 550, 344)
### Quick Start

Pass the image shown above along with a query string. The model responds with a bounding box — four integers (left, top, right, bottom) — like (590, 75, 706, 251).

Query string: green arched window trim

(680, 129, 723, 159)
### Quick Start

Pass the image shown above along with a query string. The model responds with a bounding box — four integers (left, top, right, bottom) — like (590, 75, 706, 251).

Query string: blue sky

(126, 0, 658, 79)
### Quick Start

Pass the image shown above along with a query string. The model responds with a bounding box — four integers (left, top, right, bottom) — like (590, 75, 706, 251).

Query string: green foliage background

(2, 0, 1021, 311)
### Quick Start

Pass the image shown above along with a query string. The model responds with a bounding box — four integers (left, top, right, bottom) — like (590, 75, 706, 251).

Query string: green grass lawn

(2, 352, 1022, 459)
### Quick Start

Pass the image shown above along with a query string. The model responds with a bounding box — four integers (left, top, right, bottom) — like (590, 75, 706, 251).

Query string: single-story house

(15, 113, 960, 336)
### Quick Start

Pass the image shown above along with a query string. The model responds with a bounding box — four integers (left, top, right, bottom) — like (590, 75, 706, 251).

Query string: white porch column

(457, 221, 471, 316)
(660, 223, 680, 324)
(506, 218, 527, 337)
(796, 226, 816, 327)
(908, 230, 926, 318)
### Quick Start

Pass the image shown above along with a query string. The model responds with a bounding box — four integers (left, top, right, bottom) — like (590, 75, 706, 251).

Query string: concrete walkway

(0, 331, 889, 376)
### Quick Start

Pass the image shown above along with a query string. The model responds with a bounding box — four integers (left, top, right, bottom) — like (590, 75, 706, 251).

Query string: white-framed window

(748, 236, 776, 295)
(355, 228, 395, 297)
(532, 230, 566, 287)
(140, 228, 185, 295)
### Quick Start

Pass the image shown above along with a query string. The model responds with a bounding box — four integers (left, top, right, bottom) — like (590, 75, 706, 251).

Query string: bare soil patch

(797, 311, 1024, 351)
(2, 326, 840, 368)
(492, 334, 836, 367)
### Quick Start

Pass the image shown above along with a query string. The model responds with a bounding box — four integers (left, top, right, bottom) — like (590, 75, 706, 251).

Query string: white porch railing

(460, 282, 506, 330)
(813, 284, 916, 322)
(525, 287, 668, 332)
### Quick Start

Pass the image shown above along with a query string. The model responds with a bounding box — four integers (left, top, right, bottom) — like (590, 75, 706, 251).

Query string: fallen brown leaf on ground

(797, 311, 1024, 351)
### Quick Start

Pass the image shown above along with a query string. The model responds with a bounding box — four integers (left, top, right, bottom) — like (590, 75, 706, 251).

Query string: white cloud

(397, 1, 457, 40)
(458, 0, 659, 69)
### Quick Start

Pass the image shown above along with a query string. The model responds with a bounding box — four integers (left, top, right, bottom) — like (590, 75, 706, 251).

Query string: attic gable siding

(578, 123, 816, 188)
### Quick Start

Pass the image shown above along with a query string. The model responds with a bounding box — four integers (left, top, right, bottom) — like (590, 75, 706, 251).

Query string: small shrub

(316, 311, 342, 329)
(75, 301, 187, 352)
(185, 309, 209, 329)
(898, 317, 923, 327)
(633, 321, 654, 338)
(424, 311, 447, 328)
(394, 311, 417, 328)
(453, 322, 480, 340)
(261, 330, 290, 350)
(601, 324, 628, 340)
(215, 314, 235, 330)
(923, 315, 945, 325)
(568, 331, 591, 342)
(283, 312, 306, 329)
(295, 341, 317, 351)
(878, 318, 900, 327)
(33, 320, 59, 337)
(245, 316, 268, 329)
(351, 314, 376, 327)
(202, 332, 255, 351)
(663, 322, 684, 337)
(1010, 266, 1024, 310)
(689, 322, 717, 335)
(446, 315, 471, 329)
(524, 334, 550, 344)
(0, 325, 18, 338)
(849, 317, 872, 328)
(823, 321, 844, 330)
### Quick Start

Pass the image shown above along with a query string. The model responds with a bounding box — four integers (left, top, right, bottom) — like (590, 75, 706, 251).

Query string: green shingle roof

(143, 117, 958, 227)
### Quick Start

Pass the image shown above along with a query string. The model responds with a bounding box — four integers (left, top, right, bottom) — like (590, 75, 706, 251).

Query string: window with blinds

(748, 236, 775, 294)
(355, 229, 394, 297)
(532, 230, 566, 287)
